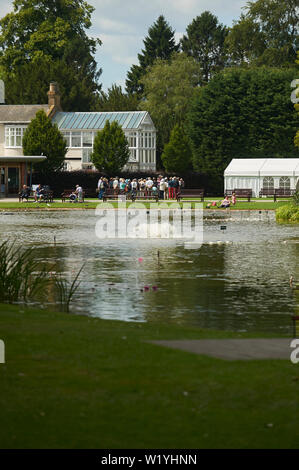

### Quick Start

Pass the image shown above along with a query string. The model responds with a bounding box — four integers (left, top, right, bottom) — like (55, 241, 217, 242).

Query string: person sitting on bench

(20, 185, 31, 202)
(34, 184, 44, 202)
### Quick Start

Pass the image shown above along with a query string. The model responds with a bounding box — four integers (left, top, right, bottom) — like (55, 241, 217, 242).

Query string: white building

(52, 110, 157, 172)
(0, 83, 157, 176)
(224, 158, 299, 197)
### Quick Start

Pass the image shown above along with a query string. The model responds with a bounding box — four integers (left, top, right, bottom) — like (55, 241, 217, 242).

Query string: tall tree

(22, 110, 67, 174)
(139, 52, 202, 157)
(181, 11, 229, 83)
(187, 67, 299, 182)
(3, 57, 100, 111)
(225, 0, 299, 67)
(91, 121, 130, 174)
(98, 84, 139, 112)
(0, 0, 102, 110)
(125, 15, 179, 96)
(161, 124, 193, 173)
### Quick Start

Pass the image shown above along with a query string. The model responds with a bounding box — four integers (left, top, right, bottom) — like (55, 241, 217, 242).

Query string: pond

(0, 210, 298, 334)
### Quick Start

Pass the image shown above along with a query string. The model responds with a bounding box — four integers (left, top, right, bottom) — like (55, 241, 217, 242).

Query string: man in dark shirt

(20, 185, 31, 202)
(172, 177, 179, 199)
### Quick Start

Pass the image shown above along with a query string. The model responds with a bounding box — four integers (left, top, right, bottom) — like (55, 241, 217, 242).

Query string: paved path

(149, 339, 293, 360)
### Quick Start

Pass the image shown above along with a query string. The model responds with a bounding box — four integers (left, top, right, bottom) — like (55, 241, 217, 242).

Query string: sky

(0, 0, 248, 91)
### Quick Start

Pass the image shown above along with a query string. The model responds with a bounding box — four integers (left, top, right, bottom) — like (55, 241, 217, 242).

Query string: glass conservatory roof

(52, 111, 150, 130)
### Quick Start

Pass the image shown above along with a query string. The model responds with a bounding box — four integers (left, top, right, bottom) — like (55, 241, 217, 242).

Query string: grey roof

(52, 111, 152, 130)
(0, 156, 46, 162)
(0, 105, 49, 123)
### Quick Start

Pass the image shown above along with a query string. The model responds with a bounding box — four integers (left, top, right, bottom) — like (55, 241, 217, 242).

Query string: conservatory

(52, 111, 157, 172)
(224, 158, 299, 197)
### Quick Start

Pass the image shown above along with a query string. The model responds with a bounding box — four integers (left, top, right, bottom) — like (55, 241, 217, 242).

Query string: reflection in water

(0, 210, 298, 333)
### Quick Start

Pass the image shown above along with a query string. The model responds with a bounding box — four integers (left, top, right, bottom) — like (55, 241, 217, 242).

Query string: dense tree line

(187, 67, 299, 182)
(0, 0, 298, 176)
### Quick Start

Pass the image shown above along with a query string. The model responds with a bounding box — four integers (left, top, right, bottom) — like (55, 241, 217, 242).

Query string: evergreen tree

(187, 67, 299, 182)
(181, 11, 229, 83)
(125, 15, 179, 96)
(22, 110, 67, 174)
(4, 57, 100, 111)
(161, 124, 193, 173)
(91, 121, 130, 174)
(98, 84, 139, 112)
(0, 0, 102, 109)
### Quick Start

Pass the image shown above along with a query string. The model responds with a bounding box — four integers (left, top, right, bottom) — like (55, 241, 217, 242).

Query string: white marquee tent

(224, 158, 299, 197)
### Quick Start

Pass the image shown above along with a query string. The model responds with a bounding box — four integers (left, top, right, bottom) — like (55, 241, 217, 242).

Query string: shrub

(276, 204, 299, 223)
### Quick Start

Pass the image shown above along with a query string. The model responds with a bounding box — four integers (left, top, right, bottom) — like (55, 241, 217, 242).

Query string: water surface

(0, 210, 298, 333)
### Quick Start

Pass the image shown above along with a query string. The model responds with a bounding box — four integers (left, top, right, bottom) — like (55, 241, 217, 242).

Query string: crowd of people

(97, 176, 185, 200)
(19, 180, 239, 207)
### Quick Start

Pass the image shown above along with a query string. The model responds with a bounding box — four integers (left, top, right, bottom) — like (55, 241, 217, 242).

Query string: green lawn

(0, 199, 291, 211)
(0, 303, 298, 449)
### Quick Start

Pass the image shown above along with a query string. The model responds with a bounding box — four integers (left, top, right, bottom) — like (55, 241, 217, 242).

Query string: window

(263, 177, 274, 190)
(126, 132, 137, 148)
(279, 177, 290, 190)
(83, 132, 93, 147)
(140, 131, 155, 149)
(129, 149, 137, 161)
(5, 126, 27, 147)
(62, 132, 70, 147)
(82, 148, 92, 163)
(71, 132, 81, 147)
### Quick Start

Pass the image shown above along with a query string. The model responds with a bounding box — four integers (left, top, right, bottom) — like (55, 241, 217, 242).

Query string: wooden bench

(225, 189, 252, 202)
(61, 189, 85, 203)
(259, 188, 295, 202)
(83, 188, 96, 200)
(259, 188, 275, 198)
(273, 189, 295, 202)
(19, 188, 53, 203)
(176, 189, 204, 202)
(130, 190, 159, 202)
(19, 190, 34, 202)
(102, 189, 125, 202)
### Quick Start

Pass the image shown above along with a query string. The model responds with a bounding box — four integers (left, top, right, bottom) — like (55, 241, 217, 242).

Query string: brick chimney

(47, 82, 62, 111)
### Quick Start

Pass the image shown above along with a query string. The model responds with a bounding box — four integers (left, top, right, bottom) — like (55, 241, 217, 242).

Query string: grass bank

(0, 303, 298, 449)
(0, 199, 289, 211)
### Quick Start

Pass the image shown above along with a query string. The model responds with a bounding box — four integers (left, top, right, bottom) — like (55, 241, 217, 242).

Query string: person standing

(173, 177, 179, 200)
(145, 177, 153, 198)
(159, 178, 165, 200)
(75, 184, 83, 203)
(113, 177, 119, 195)
(98, 177, 105, 200)
(131, 178, 138, 195)
(168, 177, 174, 199)
(164, 178, 168, 200)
